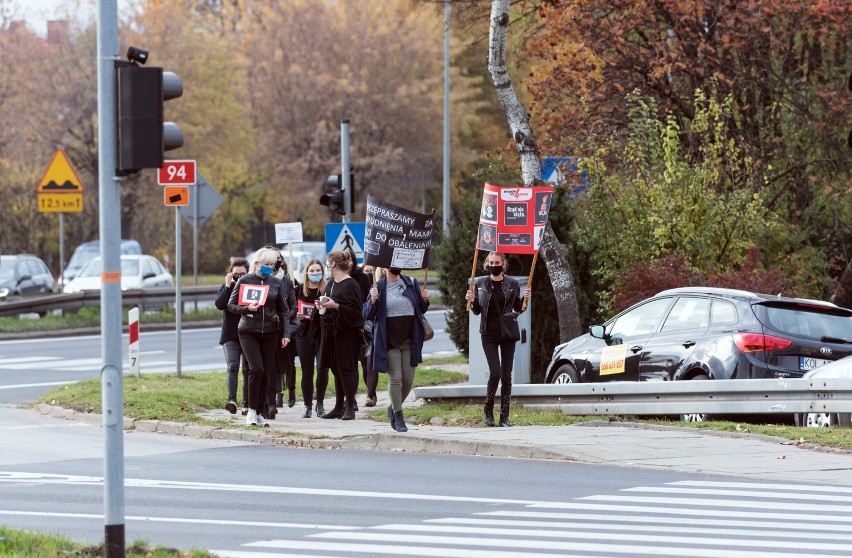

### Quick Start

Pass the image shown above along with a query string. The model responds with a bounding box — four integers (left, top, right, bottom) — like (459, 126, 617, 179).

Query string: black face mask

(488, 265, 504, 277)
(388, 267, 402, 276)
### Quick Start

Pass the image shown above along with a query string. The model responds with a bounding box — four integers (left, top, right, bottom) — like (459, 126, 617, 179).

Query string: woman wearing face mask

(293, 259, 329, 418)
(227, 247, 291, 427)
(316, 250, 365, 420)
(464, 252, 531, 427)
(364, 266, 430, 432)
(215, 256, 250, 415)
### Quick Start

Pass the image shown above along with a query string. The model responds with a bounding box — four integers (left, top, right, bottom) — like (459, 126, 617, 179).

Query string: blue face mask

(258, 264, 274, 278)
(308, 273, 323, 284)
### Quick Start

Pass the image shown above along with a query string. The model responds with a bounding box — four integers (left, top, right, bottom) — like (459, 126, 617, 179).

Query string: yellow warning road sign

(38, 193, 83, 213)
(37, 149, 85, 193)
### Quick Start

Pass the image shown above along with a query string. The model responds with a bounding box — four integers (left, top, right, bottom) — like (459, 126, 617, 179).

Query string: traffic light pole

(96, 1, 126, 557)
(341, 119, 351, 223)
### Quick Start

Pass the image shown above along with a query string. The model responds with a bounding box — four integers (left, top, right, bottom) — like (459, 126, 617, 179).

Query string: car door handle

(630, 345, 643, 353)
(682, 340, 696, 348)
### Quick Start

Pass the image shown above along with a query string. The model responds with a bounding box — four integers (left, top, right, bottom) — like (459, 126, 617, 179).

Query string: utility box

(468, 276, 531, 385)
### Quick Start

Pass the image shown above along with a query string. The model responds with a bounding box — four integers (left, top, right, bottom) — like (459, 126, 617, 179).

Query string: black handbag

(499, 311, 521, 342)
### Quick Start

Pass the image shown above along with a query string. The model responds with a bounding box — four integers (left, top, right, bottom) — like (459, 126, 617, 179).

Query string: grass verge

(0, 526, 216, 557)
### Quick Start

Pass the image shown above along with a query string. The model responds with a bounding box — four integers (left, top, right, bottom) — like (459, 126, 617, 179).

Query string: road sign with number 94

(158, 160, 197, 185)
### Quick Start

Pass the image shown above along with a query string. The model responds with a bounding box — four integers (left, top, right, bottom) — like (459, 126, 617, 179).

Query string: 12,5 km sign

(158, 160, 197, 186)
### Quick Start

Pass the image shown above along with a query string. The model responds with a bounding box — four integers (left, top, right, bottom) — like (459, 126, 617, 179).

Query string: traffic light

(320, 174, 345, 215)
(116, 46, 184, 174)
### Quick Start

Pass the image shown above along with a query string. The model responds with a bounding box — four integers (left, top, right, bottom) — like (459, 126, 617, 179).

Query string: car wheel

(550, 363, 579, 384)
(795, 412, 845, 428)
(681, 373, 711, 423)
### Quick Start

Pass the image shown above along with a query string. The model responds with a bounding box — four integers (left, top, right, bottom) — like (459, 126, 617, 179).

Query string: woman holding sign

(293, 259, 329, 418)
(227, 247, 291, 427)
(465, 252, 531, 427)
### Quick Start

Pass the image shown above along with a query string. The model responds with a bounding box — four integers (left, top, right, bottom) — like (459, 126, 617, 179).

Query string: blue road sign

(325, 222, 366, 264)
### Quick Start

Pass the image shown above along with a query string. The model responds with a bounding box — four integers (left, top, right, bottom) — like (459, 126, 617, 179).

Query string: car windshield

(79, 258, 140, 278)
(758, 304, 852, 342)
(68, 248, 98, 269)
(0, 258, 15, 280)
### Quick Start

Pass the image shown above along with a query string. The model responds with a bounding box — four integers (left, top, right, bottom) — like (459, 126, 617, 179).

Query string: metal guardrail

(0, 286, 220, 317)
(414, 378, 852, 416)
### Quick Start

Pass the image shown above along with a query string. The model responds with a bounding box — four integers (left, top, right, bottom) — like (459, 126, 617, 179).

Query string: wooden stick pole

(522, 251, 538, 312)
(466, 245, 480, 312)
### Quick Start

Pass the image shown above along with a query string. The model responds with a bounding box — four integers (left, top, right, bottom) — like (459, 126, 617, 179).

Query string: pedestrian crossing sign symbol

(325, 222, 366, 264)
(37, 149, 84, 193)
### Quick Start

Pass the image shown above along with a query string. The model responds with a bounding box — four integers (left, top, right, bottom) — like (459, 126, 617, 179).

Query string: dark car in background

(0, 254, 56, 300)
(545, 287, 852, 390)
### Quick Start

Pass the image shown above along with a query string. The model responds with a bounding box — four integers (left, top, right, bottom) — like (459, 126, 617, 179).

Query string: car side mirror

(589, 324, 606, 339)
(17, 274, 32, 284)
(142, 272, 156, 280)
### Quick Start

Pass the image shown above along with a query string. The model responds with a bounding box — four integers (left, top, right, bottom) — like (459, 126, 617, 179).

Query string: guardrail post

(128, 307, 140, 377)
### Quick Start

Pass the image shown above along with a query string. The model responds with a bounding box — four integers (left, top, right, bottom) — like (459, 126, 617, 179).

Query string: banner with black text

(364, 195, 435, 269)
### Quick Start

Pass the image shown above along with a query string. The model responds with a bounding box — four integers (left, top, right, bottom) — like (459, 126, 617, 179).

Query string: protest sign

(238, 283, 269, 306)
(364, 195, 435, 269)
(477, 183, 554, 254)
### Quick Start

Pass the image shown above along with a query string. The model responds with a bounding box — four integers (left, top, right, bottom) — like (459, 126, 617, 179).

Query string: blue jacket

(363, 275, 430, 372)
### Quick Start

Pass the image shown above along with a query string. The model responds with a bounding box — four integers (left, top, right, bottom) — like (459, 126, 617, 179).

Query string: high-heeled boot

(483, 386, 496, 427)
(341, 400, 356, 420)
(499, 393, 513, 427)
(393, 409, 408, 432)
(301, 406, 311, 418)
(315, 401, 325, 417)
(387, 405, 397, 431)
(321, 404, 344, 419)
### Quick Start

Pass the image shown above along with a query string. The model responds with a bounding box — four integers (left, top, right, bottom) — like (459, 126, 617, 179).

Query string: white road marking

(0, 381, 74, 391)
(576, 494, 852, 514)
(242, 540, 604, 558)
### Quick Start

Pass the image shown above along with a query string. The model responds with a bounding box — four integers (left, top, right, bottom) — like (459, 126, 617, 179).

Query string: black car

(0, 254, 56, 300)
(545, 287, 852, 386)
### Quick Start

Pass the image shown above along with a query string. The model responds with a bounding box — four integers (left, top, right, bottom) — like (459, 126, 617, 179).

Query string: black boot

(267, 403, 277, 420)
(387, 405, 397, 431)
(288, 389, 296, 408)
(393, 409, 408, 432)
(484, 385, 496, 427)
(274, 392, 283, 407)
(342, 401, 356, 420)
(321, 405, 344, 419)
(499, 393, 513, 427)
(316, 402, 325, 417)
(302, 406, 311, 418)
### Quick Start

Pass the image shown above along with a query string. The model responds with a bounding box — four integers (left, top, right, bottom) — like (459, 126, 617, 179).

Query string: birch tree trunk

(487, 0, 582, 341)
(832, 258, 852, 310)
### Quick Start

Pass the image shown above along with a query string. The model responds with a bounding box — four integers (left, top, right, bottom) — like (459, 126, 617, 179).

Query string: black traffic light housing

(116, 47, 184, 174)
(319, 171, 355, 216)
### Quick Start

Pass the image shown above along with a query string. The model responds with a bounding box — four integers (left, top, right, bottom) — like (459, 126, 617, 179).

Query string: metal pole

(58, 213, 64, 293)
(192, 181, 198, 310)
(175, 207, 182, 378)
(442, 0, 451, 238)
(96, 1, 125, 556)
(341, 119, 351, 224)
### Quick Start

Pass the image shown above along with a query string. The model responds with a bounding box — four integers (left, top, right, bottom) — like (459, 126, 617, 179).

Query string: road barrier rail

(415, 378, 852, 416)
(0, 286, 220, 317)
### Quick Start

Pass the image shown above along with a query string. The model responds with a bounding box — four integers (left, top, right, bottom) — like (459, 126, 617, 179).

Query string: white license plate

(799, 356, 832, 370)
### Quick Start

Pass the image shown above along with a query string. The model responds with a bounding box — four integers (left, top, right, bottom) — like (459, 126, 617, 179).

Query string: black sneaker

(225, 401, 237, 414)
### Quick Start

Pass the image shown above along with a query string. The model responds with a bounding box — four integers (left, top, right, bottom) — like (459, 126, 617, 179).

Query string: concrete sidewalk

(37, 391, 852, 487)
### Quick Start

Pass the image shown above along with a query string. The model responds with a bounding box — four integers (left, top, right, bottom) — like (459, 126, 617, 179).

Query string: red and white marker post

(129, 307, 140, 377)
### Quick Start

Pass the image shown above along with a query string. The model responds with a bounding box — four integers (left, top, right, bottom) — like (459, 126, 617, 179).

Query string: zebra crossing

(212, 479, 852, 558)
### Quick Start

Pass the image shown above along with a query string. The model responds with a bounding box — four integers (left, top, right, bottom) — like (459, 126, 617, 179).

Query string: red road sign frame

(158, 159, 197, 185)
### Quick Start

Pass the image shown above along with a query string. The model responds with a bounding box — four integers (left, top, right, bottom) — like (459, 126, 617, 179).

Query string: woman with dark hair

(293, 258, 329, 417)
(317, 250, 365, 420)
(215, 256, 249, 414)
(345, 247, 376, 407)
(464, 251, 531, 427)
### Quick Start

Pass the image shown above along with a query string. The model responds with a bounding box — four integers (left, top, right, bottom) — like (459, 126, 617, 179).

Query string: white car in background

(245, 249, 317, 284)
(796, 356, 852, 428)
(63, 255, 173, 293)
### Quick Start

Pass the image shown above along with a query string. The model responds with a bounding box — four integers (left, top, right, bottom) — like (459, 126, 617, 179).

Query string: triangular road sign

(37, 149, 84, 193)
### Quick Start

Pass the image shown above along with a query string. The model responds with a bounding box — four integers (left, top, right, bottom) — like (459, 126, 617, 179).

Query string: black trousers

(238, 331, 278, 414)
(481, 332, 516, 400)
(295, 334, 328, 406)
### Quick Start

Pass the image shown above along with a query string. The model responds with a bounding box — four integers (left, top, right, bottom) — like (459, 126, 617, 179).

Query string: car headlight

(63, 285, 76, 294)
(0, 287, 8, 298)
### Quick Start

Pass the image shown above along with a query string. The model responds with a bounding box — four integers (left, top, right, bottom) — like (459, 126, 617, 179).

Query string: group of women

(217, 248, 529, 430)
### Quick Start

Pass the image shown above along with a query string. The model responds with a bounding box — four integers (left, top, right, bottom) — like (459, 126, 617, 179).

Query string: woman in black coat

(465, 251, 531, 427)
(214, 256, 249, 414)
(317, 250, 364, 420)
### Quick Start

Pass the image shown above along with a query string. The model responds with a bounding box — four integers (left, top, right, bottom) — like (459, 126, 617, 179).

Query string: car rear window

(755, 304, 852, 342)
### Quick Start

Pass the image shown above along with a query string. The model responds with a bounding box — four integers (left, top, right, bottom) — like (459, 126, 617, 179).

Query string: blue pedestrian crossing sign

(325, 222, 366, 264)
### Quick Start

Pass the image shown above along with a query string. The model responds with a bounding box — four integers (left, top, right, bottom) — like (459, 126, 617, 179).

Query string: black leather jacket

(470, 275, 524, 335)
(227, 272, 289, 337)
